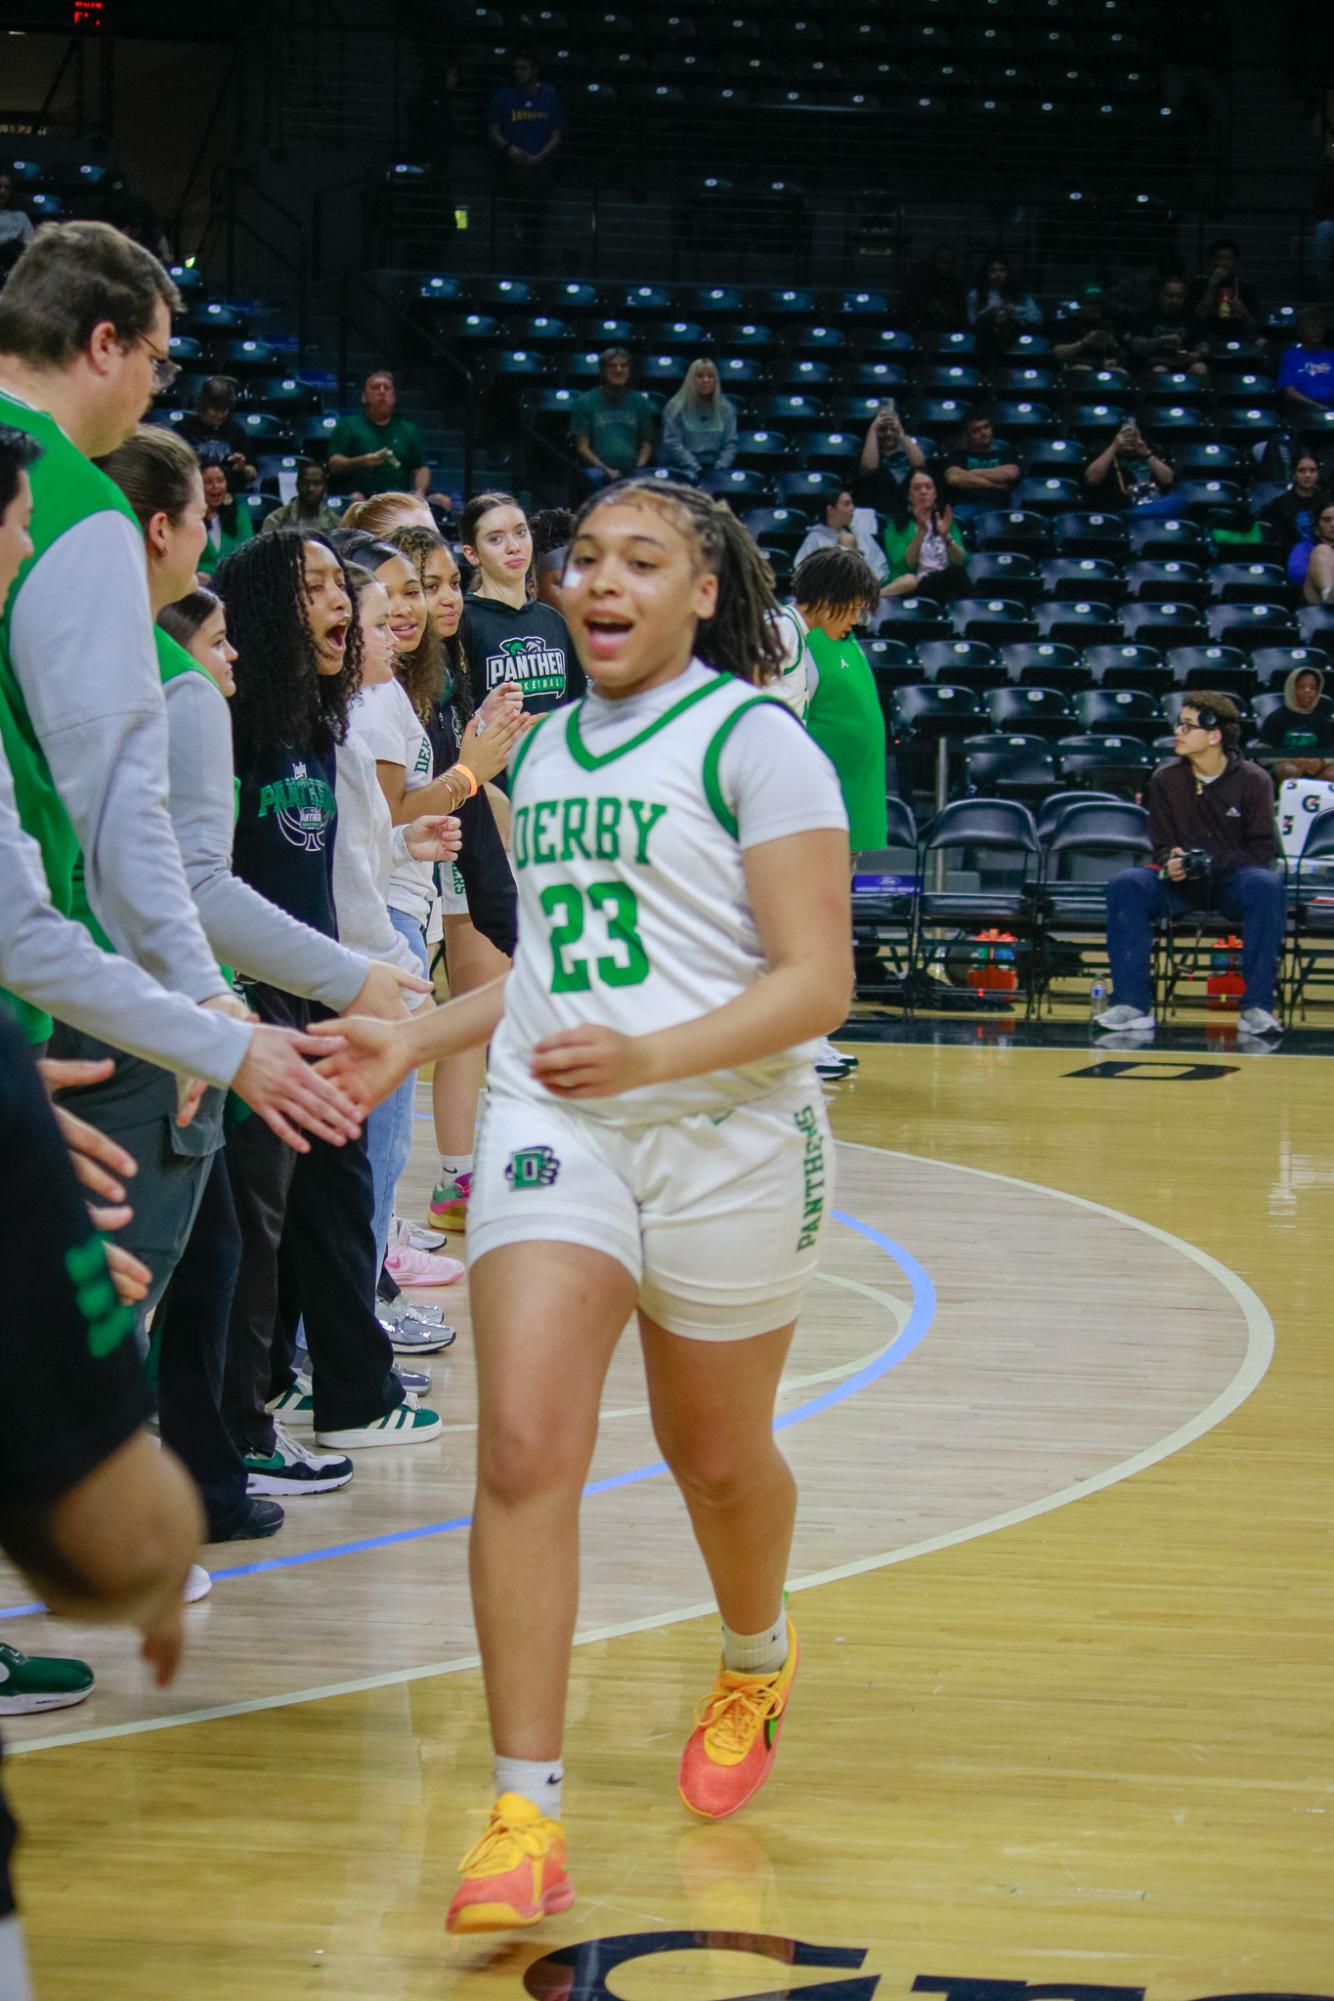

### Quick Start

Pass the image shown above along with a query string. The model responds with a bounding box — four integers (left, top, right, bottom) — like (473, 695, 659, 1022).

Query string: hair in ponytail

(570, 478, 785, 685)
(99, 424, 200, 530)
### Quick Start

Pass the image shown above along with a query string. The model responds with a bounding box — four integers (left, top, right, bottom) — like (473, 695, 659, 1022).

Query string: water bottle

(1089, 979, 1108, 1020)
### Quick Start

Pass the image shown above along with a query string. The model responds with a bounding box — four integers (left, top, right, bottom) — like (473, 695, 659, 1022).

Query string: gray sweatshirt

(0, 747, 253, 1082)
(9, 495, 250, 1081)
(162, 668, 369, 1008)
(332, 727, 431, 999)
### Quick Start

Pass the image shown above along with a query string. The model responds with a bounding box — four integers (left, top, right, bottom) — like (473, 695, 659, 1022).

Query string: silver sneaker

(377, 1301, 457, 1354)
(378, 1293, 447, 1328)
(1095, 1003, 1156, 1032)
(1238, 1006, 1282, 1037)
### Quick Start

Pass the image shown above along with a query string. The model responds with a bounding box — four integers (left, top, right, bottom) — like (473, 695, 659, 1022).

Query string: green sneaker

(428, 1170, 472, 1231)
(0, 1641, 95, 1715)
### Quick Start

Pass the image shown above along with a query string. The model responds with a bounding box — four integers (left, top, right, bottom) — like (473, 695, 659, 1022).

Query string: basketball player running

(314, 479, 852, 1932)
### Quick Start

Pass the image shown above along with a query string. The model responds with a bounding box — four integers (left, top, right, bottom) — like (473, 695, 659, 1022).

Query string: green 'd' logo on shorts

(506, 1144, 561, 1191)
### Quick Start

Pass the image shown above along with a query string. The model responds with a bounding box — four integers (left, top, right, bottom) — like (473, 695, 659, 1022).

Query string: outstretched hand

(310, 1012, 414, 1115)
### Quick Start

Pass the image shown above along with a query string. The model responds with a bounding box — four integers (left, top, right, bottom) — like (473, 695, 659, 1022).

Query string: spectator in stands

(328, 371, 430, 501)
(1051, 283, 1127, 369)
(882, 469, 968, 601)
(1263, 448, 1326, 550)
(1187, 238, 1260, 342)
(1097, 691, 1283, 1040)
(1296, 498, 1334, 604)
(487, 50, 565, 268)
(1277, 306, 1334, 413)
(177, 375, 256, 488)
(662, 359, 738, 481)
(856, 401, 926, 516)
(942, 407, 1020, 519)
(1084, 420, 1175, 513)
(965, 254, 1041, 358)
(569, 347, 654, 489)
(1256, 664, 1334, 780)
(197, 462, 252, 578)
(903, 243, 968, 331)
(794, 487, 887, 583)
(1127, 276, 1210, 377)
(261, 459, 342, 536)
(0, 171, 33, 275)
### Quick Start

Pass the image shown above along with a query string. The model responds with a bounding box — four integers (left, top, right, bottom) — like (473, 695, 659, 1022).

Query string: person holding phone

(1084, 421, 1175, 514)
(856, 400, 926, 515)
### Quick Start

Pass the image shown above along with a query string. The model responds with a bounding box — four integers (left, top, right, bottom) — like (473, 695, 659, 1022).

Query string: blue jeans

(1106, 865, 1285, 1013)
(366, 910, 429, 1281)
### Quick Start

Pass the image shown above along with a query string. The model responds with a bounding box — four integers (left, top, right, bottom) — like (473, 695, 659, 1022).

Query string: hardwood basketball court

(3, 1033, 1329, 1999)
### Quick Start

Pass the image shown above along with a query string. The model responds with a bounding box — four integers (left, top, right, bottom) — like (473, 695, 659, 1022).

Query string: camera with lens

(1178, 848, 1212, 883)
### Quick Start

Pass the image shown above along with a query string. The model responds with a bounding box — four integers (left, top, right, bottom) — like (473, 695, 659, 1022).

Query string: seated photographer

(1096, 693, 1284, 1040)
(1256, 664, 1334, 781)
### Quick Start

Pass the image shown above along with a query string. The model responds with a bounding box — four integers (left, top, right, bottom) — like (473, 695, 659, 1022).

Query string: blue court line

(0, 1211, 934, 1622)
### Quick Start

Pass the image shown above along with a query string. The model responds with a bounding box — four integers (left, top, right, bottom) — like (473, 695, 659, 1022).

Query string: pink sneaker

(383, 1222, 465, 1288)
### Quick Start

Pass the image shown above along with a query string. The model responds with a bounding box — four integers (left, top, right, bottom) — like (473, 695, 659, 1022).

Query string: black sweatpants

(152, 1150, 250, 1540)
(221, 985, 402, 1454)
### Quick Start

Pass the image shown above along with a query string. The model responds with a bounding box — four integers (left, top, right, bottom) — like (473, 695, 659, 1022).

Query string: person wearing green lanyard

(0, 218, 361, 1146)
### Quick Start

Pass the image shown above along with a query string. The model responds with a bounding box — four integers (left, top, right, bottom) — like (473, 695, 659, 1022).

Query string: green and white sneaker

(0, 1641, 94, 1715)
(316, 1397, 443, 1450)
(245, 1425, 354, 1496)
(265, 1385, 316, 1430)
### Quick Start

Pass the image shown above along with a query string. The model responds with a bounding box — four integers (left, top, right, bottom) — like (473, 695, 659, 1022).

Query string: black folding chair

(1038, 800, 1152, 1011)
(913, 798, 1044, 1014)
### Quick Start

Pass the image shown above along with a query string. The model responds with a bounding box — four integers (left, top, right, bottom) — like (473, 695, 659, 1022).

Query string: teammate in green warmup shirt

(791, 546, 887, 853)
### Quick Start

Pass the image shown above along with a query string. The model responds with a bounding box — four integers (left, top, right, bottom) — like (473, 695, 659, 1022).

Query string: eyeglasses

(1174, 720, 1205, 734)
(137, 336, 181, 393)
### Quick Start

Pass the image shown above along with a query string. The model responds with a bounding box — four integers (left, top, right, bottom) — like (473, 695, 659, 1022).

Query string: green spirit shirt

(328, 411, 428, 495)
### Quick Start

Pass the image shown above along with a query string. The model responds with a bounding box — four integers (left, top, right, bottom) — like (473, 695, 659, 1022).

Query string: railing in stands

(338, 270, 476, 500)
(195, 163, 310, 363)
(0, 33, 103, 137)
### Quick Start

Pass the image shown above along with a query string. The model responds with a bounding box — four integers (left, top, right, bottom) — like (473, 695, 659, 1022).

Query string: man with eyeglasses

(0, 223, 359, 1151)
(1096, 690, 1284, 1041)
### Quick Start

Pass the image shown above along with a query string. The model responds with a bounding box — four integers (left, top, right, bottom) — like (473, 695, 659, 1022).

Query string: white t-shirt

(489, 658, 848, 1126)
(348, 678, 437, 927)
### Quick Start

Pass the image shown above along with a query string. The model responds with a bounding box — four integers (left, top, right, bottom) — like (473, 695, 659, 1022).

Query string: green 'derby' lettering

(793, 1104, 826, 1251)
(514, 796, 668, 869)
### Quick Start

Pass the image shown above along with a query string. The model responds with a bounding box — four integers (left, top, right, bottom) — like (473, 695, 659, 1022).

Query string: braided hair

(570, 478, 785, 685)
(216, 530, 362, 758)
(387, 521, 475, 724)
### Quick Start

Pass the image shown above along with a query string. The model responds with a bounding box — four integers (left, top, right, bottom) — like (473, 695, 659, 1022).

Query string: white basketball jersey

(489, 660, 835, 1126)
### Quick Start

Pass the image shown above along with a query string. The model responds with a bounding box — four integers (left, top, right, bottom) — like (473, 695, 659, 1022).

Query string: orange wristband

(453, 763, 479, 799)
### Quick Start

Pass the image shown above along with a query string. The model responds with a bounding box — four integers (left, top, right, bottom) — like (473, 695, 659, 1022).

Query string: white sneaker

(392, 1217, 448, 1253)
(316, 1397, 443, 1450)
(265, 1385, 316, 1429)
(813, 1036, 856, 1079)
(1096, 1003, 1156, 1032)
(1238, 1006, 1282, 1037)
(183, 1565, 212, 1604)
(244, 1424, 354, 1496)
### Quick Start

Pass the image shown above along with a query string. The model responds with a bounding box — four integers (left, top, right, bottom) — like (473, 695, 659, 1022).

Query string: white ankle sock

(494, 1755, 564, 1819)
(721, 1614, 788, 1676)
(438, 1152, 473, 1183)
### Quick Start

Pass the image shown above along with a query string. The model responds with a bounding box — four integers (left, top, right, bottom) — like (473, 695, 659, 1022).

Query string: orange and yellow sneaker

(445, 1792, 575, 1934)
(677, 1620, 799, 1821)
